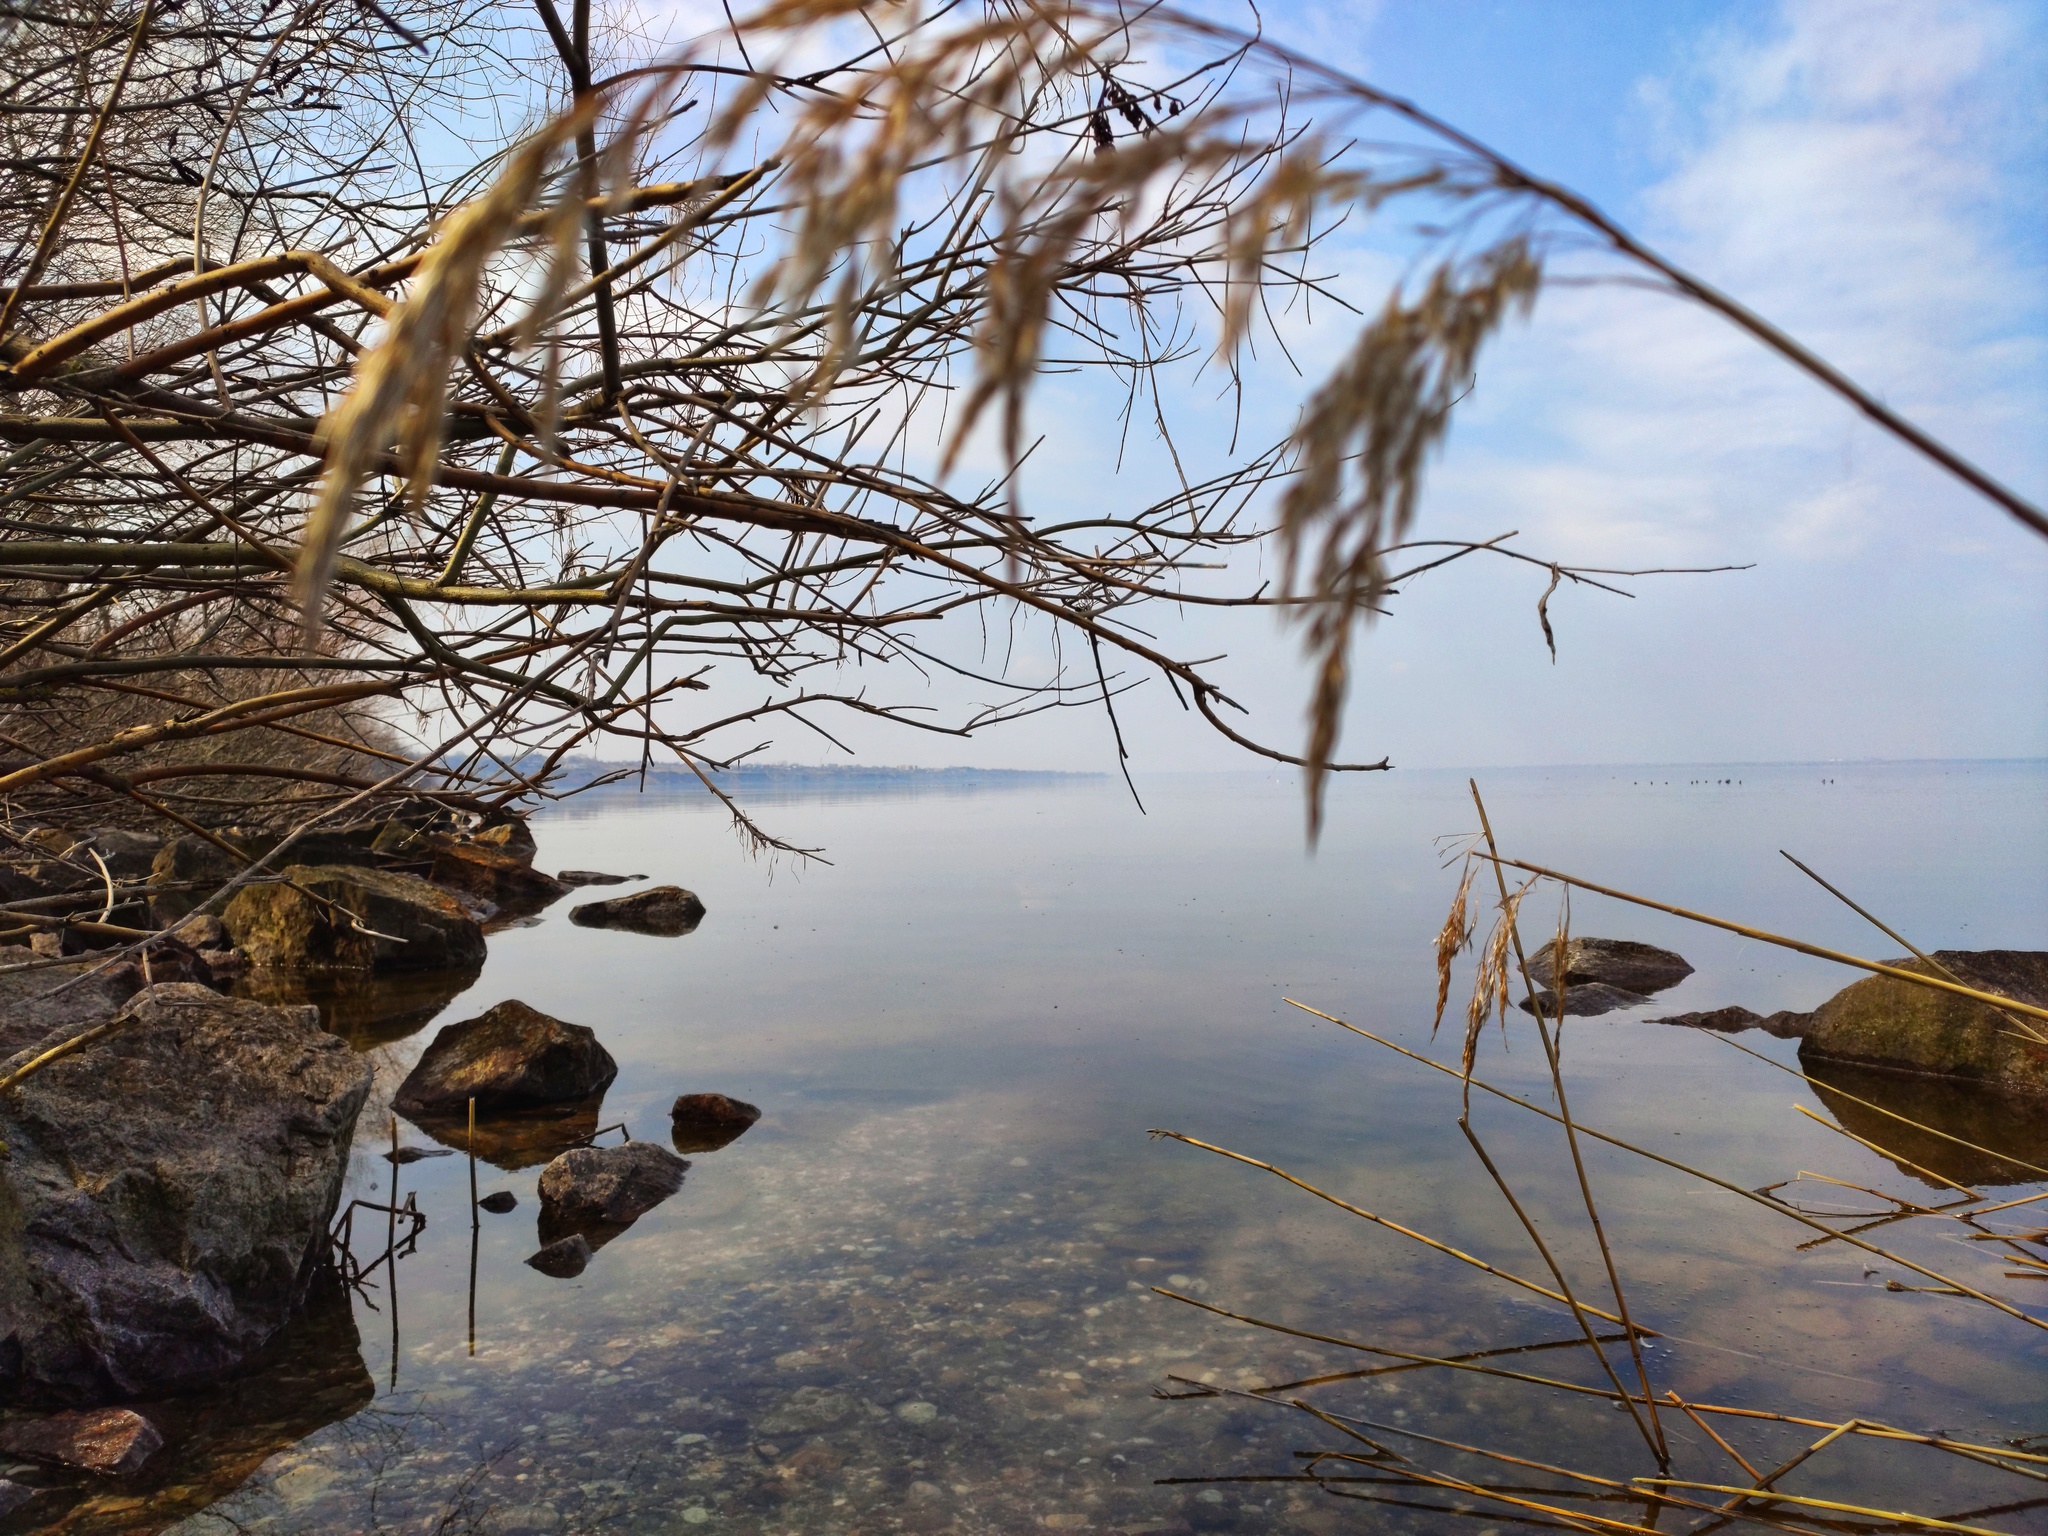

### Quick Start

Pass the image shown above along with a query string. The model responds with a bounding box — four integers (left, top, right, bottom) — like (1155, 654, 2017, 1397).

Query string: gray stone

(0, 1478, 31, 1516)
(0, 985, 371, 1406)
(538, 1142, 688, 1234)
(569, 885, 705, 937)
(393, 1000, 617, 1116)
(223, 864, 485, 973)
(757, 1386, 855, 1434)
(73, 828, 163, 881)
(1527, 938, 1693, 996)
(0, 960, 142, 1058)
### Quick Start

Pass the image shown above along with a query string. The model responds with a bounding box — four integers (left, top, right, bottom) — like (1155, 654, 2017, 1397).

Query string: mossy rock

(1799, 950, 2048, 1096)
(222, 864, 484, 973)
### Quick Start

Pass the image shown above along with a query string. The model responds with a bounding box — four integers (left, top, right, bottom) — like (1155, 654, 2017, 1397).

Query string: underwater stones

(670, 1092, 762, 1152)
(1526, 937, 1693, 996)
(525, 1234, 593, 1279)
(222, 864, 485, 973)
(0, 1406, 162, 1477)
(1516, 982, 1656, 1018)
(757, 1386, 856, 1435)
(557, 870, 642, 886)
(0, 984, 371, 1406)
(1799, 950, 2048, 1096)
(393, 1000, 618, 1116)
(537, 1142, 688, 1235)
(569, 884, 705, 936)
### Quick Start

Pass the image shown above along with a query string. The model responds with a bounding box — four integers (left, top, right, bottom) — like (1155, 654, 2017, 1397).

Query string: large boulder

(392, 1000, 617, 1116)
(148, 827, 389, 925)
(0, 961, 142, 1058)
(1527, 938, 1692, 996)
(569, 885, 705, 937)
(1798, 951, 2048, 1096)
(537, 1142, 688, 1241)
(0, 984, 372, 1406)
(222, 864, 484, 973)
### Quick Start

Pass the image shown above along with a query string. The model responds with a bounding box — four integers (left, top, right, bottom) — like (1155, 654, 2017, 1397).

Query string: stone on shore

(569, 885, 705, 936)
(538, 1142, 688, 1236)
(222, 864, 485, 973)
(1516, 982, 1655, 1018)
(670, 1092, 762, 1153)
(0, 1406, 162, 1477)
(1798, 950, 2048, 1096)
(392, 1000, 617, 1116)
(1527, 938, 1693, 996)
(0, 984, 371, 1406)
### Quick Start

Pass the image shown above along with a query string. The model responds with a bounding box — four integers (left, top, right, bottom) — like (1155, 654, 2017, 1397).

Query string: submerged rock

(478, 1191, 518, 1214)
(1651, 1005, 1811, 1038)
(0, 984, 371, 1406)
(537, 1142, 688, 1237)
(526, 1233, 592, 1278)
(392, 1000, 618, 1116)
(556, 870, 643, 887)
(1527, 938, 1692, 996)
(0, 1406, 161, 1477)
(1799, 950, 2048, 1096)
(1516, 982, 1655, 1018)
(223, 864, 485, 974)
(670, 1092, 762, 1153)
(569, 885, 705, 937)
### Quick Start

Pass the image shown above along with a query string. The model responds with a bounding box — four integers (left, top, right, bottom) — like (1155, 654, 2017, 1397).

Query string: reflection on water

(1803, 1051, 2048, 1188)
(236, 964, 482, 1049)
(83, 763, 2048, 1533)
(404, 1097, 608, 1170)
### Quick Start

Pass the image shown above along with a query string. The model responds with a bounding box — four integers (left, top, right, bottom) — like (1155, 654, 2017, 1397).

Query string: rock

(21, 828, 76, 857)
(0, 960, 142, 1063)
(471, 817, 537, 865)
(1517, 982, 1656, 1018)
(0, 1479, 31, 1517)
(419, 835, 568, 920)
(670, 1092, 762, 1153)
(72, 828, 163, 881)
(1653, 1005, 1811, 1038)
(383, 1146, 454, 1165)
(0, 986, 369, 1407)
(392, 1000, 617, 1116)
(1527, 938, 1693, 996)
(171, 913, 229, 950)
(1798, 951, 2048, 1096)
(537, 1142, 688, 1236)
(477, 1191, 518, 1214)
(222, 864, 485, 974)
(757, 1386, 855, 1434)
(0, 1406, 161, 1477)
(569, 885, 705, 936)
(196, 946, 244, 982)
(557, 870, 643, 886)
(526, 1234, 592, 1279)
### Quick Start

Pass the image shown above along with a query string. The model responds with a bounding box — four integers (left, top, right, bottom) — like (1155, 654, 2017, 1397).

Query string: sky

(630, 0, 2048, 774)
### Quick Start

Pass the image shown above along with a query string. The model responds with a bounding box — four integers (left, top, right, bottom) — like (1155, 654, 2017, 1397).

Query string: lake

(53, 761, 2048, 1535)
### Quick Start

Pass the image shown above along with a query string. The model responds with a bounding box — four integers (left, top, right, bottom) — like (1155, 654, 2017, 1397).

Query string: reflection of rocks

(404, 1097, 605, 1171)
(526, 1234, 593, 1279)
(393, 1001, 618, 1116)
(1517, 982, 1654, 1018)
(569, 885, 705, 937)
(671, 1093, 762, 1153)
(537, 1143, 688, 1245)
(234, 962, 480, 1048)
(0, 1407, 161, 1477)
(1527, 938, 1692, 996)
(1652, 1005, 1811, 1038)
(1800, 951, 2048, 1095)
(223, 865, 485, 974)
(1803, 1053, 2048, 1188)
(0, 986, 371, 1406)
(11, 1268, 374, 1536)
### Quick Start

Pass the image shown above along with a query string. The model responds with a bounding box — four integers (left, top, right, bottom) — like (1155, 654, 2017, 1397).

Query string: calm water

(59, 763, 2048, 1534)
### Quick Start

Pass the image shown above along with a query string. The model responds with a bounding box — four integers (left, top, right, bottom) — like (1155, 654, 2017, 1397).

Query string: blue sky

(634, 0, 2048, 772)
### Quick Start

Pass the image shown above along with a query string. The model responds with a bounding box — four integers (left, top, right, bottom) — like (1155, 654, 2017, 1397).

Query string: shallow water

(39, 762, 2048, 1534)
